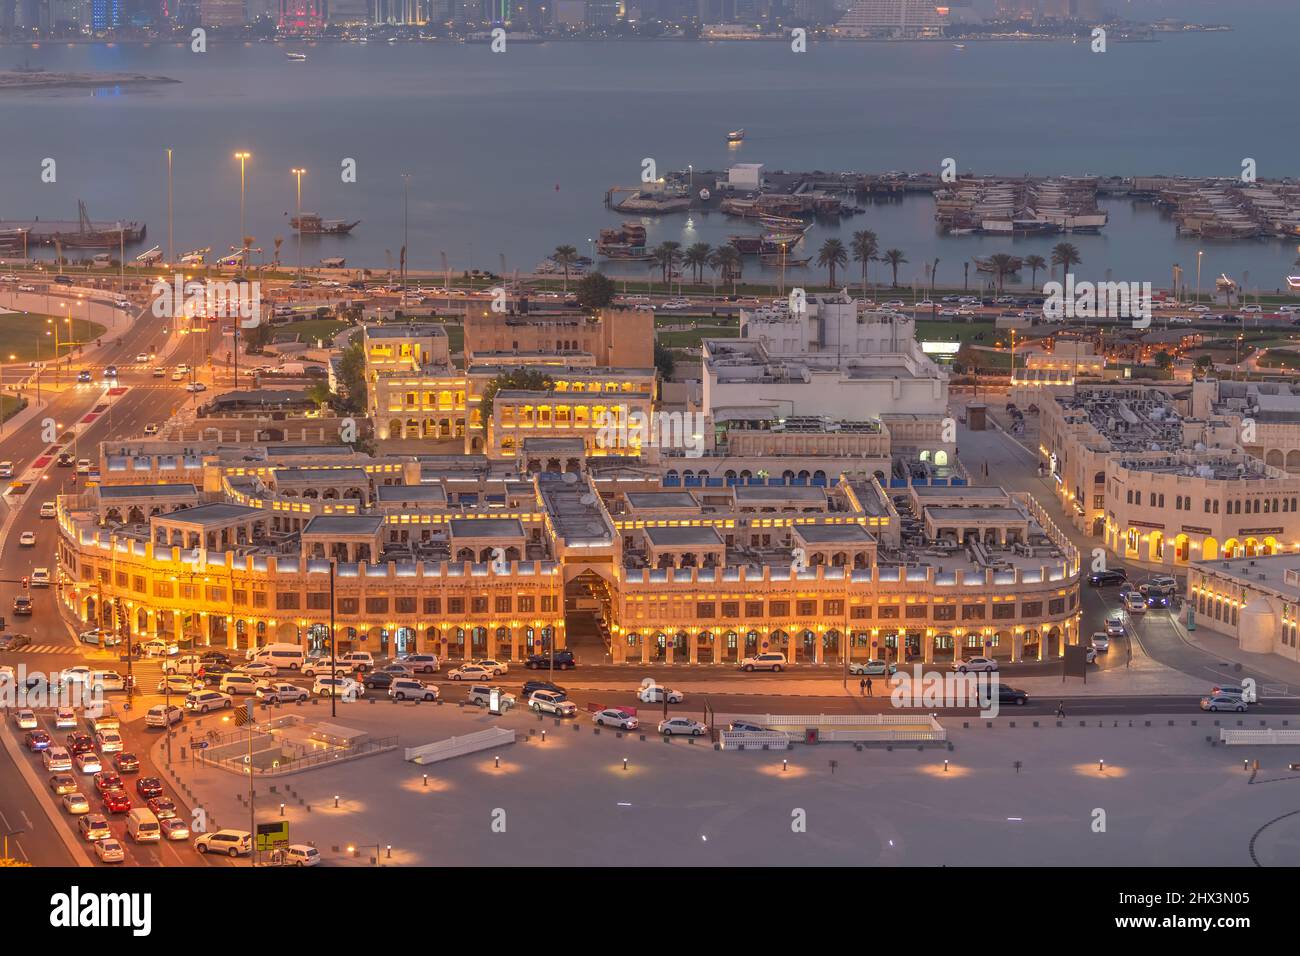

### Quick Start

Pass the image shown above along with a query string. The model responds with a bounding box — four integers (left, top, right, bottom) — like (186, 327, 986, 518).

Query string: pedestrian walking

(866, 677, 873, 697)
(859, 678, 866, 696)
(1054, 699, 1065, 718)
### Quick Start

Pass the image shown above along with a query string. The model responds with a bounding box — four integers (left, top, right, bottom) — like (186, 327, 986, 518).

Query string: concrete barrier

(1220, 728, 1300, 746)
(404, 726, 516, 764)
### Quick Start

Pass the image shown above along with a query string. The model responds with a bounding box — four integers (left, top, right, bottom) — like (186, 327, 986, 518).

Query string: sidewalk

(1168, 611, 1300, 691)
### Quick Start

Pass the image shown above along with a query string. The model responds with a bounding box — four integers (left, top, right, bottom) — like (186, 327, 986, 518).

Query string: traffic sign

(256, 821, 289, 851)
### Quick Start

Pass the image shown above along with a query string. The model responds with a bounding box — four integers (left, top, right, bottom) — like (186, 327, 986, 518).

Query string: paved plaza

(156, 700, 1300, 866)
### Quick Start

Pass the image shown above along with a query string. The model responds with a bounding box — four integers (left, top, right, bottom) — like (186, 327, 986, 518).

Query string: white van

(247, 644, 305, 670)
(127, 808, 162, 843)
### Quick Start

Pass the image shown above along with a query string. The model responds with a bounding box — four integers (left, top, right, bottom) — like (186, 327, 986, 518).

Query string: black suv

(525, 650, 575, 670)
(521, 680, 565, 700)
(1087, 569, 1127, 588)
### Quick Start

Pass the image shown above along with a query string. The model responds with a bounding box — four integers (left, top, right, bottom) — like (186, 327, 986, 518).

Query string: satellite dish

(579, 493, 596, 506)
(698, 188, 711, 201)
(562, 472, 579, 484)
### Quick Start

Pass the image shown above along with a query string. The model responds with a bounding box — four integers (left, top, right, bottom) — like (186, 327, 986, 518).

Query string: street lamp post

(234, 152, 252, 251)
(1196, 249, 1204, 306)
(292, 168, 306, 282)
(166, 147, 173, 264)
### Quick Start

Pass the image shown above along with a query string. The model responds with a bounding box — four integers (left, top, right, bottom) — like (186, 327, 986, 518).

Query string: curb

(0, 722, 90, 866)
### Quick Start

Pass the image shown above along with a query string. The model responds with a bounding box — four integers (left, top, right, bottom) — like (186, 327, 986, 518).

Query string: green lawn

(0, 313, 106, 363)
(273, 319, 349, 345)
(0, 394, 25, 424)
(658, 326, 740, 349)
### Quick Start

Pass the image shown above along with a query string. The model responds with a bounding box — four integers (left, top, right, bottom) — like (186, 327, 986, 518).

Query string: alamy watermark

(1042, 273, 1152, 328)
(151, 274, 262, 327)
(889, 665, 1000, 718)
(594, 405, 706, 458)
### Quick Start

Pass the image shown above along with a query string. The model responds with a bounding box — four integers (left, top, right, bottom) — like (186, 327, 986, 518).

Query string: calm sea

(0, 0, 1296, 292)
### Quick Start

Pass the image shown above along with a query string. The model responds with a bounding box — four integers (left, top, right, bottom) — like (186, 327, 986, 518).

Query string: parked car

(400, 654, 440, 674)
(951, 657, 998, 674)
(525, 650, 576, 670)
(311, 676, 363, 700)
(592, 708, 638, 730)
(528, 690, 576, 717)
(255, 681, 308, 704)
(465, 684, 515, 709)
(637, 684, 684, 704)
(389, 678, 438, 702)
(658, 717, 706, 736)
(472, 658, 509, 676)
(848, 659, 896, 676)
(448, 664, 494, 682)
(520, 680, 565, 700)
(362, 671, 397, 691)
(194, 829, 253, 857)
(738, 653, 787, 672)
(156, 674, 202, 695)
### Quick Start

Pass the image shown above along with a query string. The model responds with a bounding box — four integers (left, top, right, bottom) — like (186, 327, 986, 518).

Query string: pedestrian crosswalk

(4, 643, 81, 655)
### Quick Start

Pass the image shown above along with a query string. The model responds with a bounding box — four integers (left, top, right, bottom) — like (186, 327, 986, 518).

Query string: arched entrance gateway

(562, 565, 615, 662)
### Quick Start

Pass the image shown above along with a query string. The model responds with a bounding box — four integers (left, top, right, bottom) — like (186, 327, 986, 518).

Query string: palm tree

(1024, 254, 1047, 289)
(553, 244, 578, 292)
(882, 249, 907, 288)
(1051, 242, 1082, 284)
(988, 253, 1017, 295)
(816, 238, 848, 288)
(713, 245, 742, 295)
(653, 241, 682, 285)
(850, 230, 879, 299)
(684, 242, 712, 284)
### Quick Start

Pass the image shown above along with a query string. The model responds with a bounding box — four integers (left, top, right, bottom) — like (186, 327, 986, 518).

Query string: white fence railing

(1219, 728, 1300, 746)
(718, 713, 947, 747)
(719, 731, 791, 750)
(404, 726, 516, 764)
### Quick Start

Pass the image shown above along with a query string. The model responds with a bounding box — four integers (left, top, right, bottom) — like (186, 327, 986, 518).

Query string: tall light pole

(1196, 249, 1204, 306)
(292, 168, 306, 281)
(401, 173, 411, 290)
(234, 152, 251, 257)
(166, 148, 174, 264)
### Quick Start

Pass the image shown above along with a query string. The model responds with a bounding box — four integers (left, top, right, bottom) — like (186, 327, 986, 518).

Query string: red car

(147, 796, 177, 820)
(112, 752, 140, 773)
(25, 730, 51, 752)
(101, 789, 132, 814)
(93, 771, 124, 794)
(66, 733, 95, 756)
(135, 777, 164, 800)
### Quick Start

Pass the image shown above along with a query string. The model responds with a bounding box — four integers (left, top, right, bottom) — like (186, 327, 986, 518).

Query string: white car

(312, 676, 363, 700)
(156, 675, 200, 695)
(144, 704, 184, 728)
(637, 684, 684, 704)
(658, 717, 706, 736)
(74, 751, 102, 774)
(848, 660, 896, 676)
(275, 844, 321, 867)
(255, 681, 308, 703)
(1090, 632, 1110, 652)
(95, 730, 124, 753)
(38, 502, 56, 519)
(1121, 591, 1147, 613)
(141, 639, 179, 657)
(465, 684, 515, 709)
(94, 838, 125, 863)
(528, 690, 577, 717)
(472, 659, 509, 676)
(388, 678, 438, 702)
(235, 661, 277, 678)
(62, 791, 91, 815)
(194, 829, 252, 857)
(951, 657, 998, 673)
(1188, 304, 1210, 313)
(43, 746, 73, 771)
(183, 690, 234, 713)
(143, 423, 159, 435)
(55, 708, 77, 729)
(738, 653, 787, 672)
(30, 567, 50, 587)
(1201, 695, 1247, 713)
(448, 664, 493, 682)
(301, 659, 351, 678)
(593, 708, 639, 730)
(61, 666, 92, 684)
(18, 531, 35, 547)
(13, 708, 37, 729)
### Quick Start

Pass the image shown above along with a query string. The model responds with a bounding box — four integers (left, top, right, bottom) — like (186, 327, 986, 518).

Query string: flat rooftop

(733, 485, 828, 504)
(625, 491, 698, 510)
(273, 467, 371, 484)
(157, 503, 262, 527)
(302, 515, 385, 537)
(375, 484, 448, 505)
(100, 483, 198, 500)
(792, 523, 875, 545)
(644, 525, 724, 548)
(448, 518, 526, 539)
